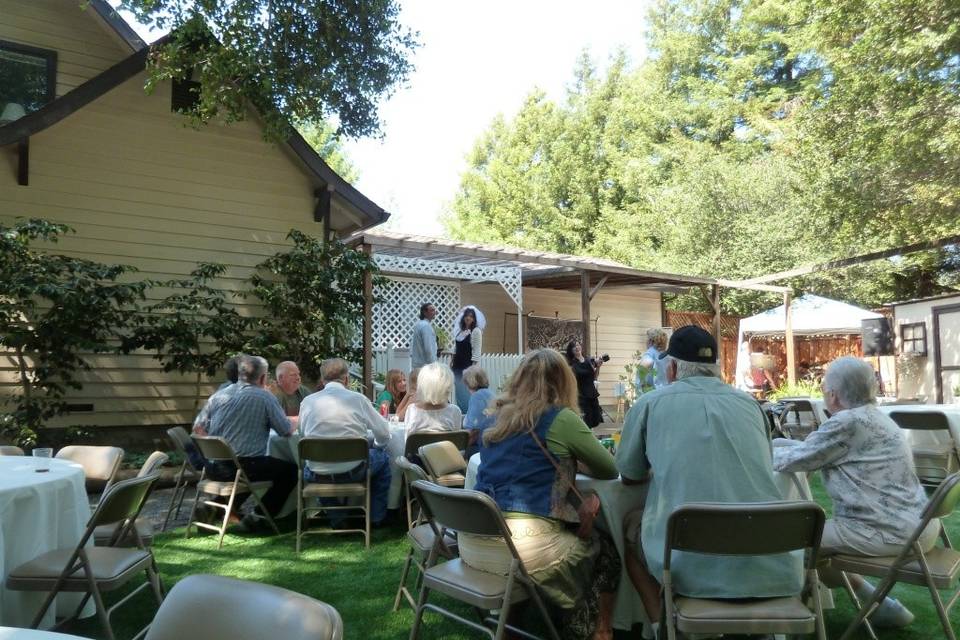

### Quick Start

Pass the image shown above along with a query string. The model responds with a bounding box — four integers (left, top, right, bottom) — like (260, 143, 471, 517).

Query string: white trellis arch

(373, 254, 524, 354)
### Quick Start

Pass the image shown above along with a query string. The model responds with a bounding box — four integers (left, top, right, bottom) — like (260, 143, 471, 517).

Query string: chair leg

(162, 464, 187, 531)
(918, 555, 958, 640)
(393, 547, 416, 611)
(837, 571, 880, 640)
(184, 479, 204, 539)
(81, 557, 115, 640)
(296, 490, 303, 554)
(246, 481, 280, 535)
(408, 584, 431, 640)
(365, 474, 371, 550)
(524, 578, 561, 640)
(218, 484, 239, 549)
(493, 573, 516, 640)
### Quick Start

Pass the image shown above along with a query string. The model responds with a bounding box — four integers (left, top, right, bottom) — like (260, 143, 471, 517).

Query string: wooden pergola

(347, 231, 785, 398)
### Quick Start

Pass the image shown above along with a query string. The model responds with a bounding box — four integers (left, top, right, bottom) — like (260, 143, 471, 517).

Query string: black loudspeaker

(862, 318, 895, 356)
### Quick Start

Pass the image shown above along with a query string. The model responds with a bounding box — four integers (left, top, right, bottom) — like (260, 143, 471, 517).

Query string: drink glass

(33, 447, 53, 472)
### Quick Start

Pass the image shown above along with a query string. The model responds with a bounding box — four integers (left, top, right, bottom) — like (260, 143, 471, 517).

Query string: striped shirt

(207, 382, 293, 457)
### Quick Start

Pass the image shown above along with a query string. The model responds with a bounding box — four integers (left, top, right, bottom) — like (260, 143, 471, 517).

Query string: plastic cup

(33, 447, 53, 472)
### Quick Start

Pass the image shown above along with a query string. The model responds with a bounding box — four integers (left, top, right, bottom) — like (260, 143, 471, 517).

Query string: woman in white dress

(405, 362, 464, 434)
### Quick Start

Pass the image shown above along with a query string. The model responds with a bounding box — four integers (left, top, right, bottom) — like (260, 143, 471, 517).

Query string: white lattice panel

(373, 277, 460, 350)
(375, 254, 522, 307)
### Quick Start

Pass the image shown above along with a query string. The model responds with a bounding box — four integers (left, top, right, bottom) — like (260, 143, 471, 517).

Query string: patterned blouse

(773, 403, 928, 546)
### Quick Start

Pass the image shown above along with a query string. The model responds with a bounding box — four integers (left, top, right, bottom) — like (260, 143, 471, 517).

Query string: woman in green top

(466, 349, 619, 640)
(375, 369, 407, 414)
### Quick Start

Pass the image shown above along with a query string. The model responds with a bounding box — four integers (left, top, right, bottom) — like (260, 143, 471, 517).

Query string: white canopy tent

(735, 294, 883, 387)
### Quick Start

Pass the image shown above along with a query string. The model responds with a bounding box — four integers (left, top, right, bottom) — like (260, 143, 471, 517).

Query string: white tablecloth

(268, 423, 408, 512)
(0, 626, 88, 639)
(0, 458, 93, 628)
(465, 453, 815, 631)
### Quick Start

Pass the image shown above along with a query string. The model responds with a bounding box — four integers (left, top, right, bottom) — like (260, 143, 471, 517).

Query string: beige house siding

(1, 70, 332, 429)
(462, 283, 662, 406)
(0, 0, 131, 96)
(894, 295, 960, 402)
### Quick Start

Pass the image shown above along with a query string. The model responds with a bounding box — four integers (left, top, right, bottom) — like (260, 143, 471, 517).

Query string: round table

(0, 457, 92, 629)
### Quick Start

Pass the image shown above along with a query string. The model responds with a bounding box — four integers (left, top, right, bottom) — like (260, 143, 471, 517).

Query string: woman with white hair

(405, 362, 464, 434)
(773, 356, 937, 628)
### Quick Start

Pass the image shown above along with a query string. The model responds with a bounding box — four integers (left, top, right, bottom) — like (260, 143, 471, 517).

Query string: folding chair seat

(0, 445, 24, 456)
(297, 436, 371, 551)
(6, 474, 165, 640)
(95, 451, 169, 547)
(393, 457, 458, 612)
(889, 410, 960, 488)
(144, 574, 342, 640)
(56, 445, 124, 497)
(663, 501, 827, 640)
(161, 427, 202, 531)
(186, 436, 279, 549)
(404, 431, 469, 528)
(834, 472, 960, 640)
(418, 440, 467, 488)
(408, 480, 560, 640)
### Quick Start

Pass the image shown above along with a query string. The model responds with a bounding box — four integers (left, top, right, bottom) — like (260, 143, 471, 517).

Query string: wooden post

(711, 284, 723, 372)
(581, 270, 591, 356)
(784, 291, 796, 386)
(362, 243, 374, 400)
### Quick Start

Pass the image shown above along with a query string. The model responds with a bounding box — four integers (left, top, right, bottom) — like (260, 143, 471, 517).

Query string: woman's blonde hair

(483, 349, 578, 445)
(462, 365, 489, 391)
(647, 327, 668, 351)
(416, 362, 453, 405)
(384, 369, 406, 400)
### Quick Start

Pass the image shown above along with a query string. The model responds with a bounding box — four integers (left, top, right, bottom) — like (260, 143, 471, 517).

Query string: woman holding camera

(565, 340, 604, 428)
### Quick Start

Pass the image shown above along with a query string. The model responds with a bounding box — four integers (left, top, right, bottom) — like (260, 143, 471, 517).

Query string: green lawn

(63, 479, 960, 639)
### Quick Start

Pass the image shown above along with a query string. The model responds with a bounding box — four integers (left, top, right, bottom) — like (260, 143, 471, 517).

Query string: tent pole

(784, 291, 796, 387)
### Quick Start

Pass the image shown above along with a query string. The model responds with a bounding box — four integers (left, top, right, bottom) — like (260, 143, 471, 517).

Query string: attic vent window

(171, 77, 201, 113)
(0, 40, 56, 123)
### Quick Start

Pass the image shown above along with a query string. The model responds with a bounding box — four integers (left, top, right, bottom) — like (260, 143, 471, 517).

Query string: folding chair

(0, 445, 24, 456)
(834, 473, 960, 640)
(779, 398, 821, 440)
(418, 440, 467, 488)
(408, 480, 561, 640)
(404, 431, 469, 529)
(56, 445, 124, 497)
(889, 410, 960, 488)
(297, 436, 370, 551)
(6, 474, 165, 640)
(144, 574, 342, 640)
(95, 451, 168, 547)
(663, 501, 827, 640)
(393, 457, 458, 611)
(161, 427, 202, 531)
(186, 436, 279, 549)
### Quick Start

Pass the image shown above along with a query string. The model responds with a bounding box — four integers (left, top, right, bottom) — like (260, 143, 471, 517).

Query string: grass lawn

(62, 477, 960, 640)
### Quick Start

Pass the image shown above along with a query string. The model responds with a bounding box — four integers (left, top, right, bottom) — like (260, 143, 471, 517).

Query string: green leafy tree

(118, 0, 419, 139)
(297, 120, 360, 183)
(0, 219, 147, 446)
(245, 230, 384, 381)
(134, 263, 250, 410)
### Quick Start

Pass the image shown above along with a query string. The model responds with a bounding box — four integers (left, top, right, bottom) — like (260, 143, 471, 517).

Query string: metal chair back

(404, 431, 469, 459)
(137, 451, 169, 478)
(167, 427, 202, 472)
(411, 480, 508, 539)
(55, 445, 124, 493)
(665, 501, 825, 569)
(190, 435, 239, 463)
(298, 437, 368, 465)
(89, 473, 161, 538)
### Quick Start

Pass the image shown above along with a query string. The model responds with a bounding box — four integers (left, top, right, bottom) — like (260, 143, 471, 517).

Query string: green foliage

(296, 120, 360, 183)
(119, 0, 418, 140)
(446, 0, 960, 316)
(0, 219, 147, 446)
(134, 262, 250, 408)
(245, 230, 384, 381)
(767, 380, 823, 401)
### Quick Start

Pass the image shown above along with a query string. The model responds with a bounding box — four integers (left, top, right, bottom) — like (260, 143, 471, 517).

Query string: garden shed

(891, 293, 960, 403)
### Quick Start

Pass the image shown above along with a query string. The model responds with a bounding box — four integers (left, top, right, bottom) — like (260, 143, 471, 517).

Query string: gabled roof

(88, 0, 147, 52)
(0, 5, 389, 235)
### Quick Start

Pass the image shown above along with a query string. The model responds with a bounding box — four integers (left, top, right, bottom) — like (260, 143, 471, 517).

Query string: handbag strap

(527, 409, 587, 503)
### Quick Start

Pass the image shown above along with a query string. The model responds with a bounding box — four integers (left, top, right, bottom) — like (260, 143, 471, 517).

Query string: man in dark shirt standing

(206, 354, 297, 526)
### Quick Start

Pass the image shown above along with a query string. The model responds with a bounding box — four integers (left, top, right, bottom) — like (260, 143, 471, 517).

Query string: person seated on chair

(205, 355, 298, 527)
(395, 368, 419, 422)
(462, 364, 496, 459)
(467, 349, 620, 640)
(404, 362, 463, 434)
(616, 326, 801, 631)
(269, 360, 313, 426)
(193, 354, 244, 435)
(773, 356, 937, 628)
(374, 368, 407, 415)
(298, 358, 393, 527)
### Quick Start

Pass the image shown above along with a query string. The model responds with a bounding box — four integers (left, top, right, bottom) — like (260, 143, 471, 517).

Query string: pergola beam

(730, 234, 960, 286)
